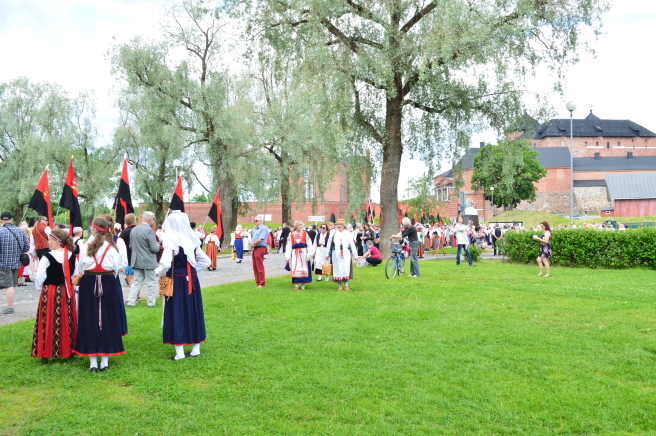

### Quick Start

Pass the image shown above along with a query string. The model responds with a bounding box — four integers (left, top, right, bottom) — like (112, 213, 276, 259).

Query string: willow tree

(110, 0, 248, 237)
(245, 0, 607, 252)
(247, 53, 348, 223)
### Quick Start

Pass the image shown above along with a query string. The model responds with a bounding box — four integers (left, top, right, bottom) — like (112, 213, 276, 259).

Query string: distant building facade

(435, 111, 656, 219)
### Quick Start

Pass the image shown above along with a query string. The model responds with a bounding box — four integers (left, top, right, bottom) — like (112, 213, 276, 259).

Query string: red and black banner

(28, 168, 53, 226)
(330, 205, 336, 224)
(398, 207, 403, 225)
(421, 208, 425, 225)
(412, 211, 417, 225)
(207, 188, 224, 245)
(169, 177, 185, 212)
(437, 212, 443, 226)
(112, 158, 134, 225)
(59, 159, 82, 235)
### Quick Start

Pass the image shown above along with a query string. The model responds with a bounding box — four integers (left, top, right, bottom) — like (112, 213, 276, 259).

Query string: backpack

(494, 227, 502, 238)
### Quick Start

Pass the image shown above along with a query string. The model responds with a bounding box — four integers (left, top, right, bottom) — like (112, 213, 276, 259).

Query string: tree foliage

(240, 0, 608, 254)
(470, 138, 546, 209)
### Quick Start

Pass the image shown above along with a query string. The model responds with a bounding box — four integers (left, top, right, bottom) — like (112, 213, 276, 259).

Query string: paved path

(0, 249, 501, 327)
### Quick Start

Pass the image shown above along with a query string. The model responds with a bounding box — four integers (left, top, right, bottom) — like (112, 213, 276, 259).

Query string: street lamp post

(173, 159, 181, 180)
(566, 101, 577, 228)
(490, 187, 494, 219)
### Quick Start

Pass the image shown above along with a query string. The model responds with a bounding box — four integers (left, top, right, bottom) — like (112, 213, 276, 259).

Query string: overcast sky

(1, 0, 655, 202)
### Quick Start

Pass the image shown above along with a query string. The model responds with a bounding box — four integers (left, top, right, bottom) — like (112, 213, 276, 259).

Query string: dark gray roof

(523, 111, 656, 139)
(573, 179, 607, 187)
(573, 155, 656, 171)
(606, 173, 656, 200)
(459, 146, 569, 170)
(437, 169, 453, 179)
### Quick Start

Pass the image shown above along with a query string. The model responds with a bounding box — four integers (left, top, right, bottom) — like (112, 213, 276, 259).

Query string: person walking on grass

(126, 211, 160, 307)
(454, 216, 475, 267)
(533, 221, 552, 277)
(325, 219, 358, 291)
(0, 212, 30, 315)
(285, 220, 316, 290)
(390, 217, 421, 277)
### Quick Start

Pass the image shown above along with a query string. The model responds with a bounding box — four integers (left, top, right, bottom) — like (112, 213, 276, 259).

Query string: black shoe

(169, 356, 185, 361)
(68, 356, 82, 362)
(89, 367, 98, 373)
(186, 353, 202, 358)
(470, 264, 476, 267)
(100, 366, 109, 372)
(41, 358, 49, 364)
(25, 278, 32, 282)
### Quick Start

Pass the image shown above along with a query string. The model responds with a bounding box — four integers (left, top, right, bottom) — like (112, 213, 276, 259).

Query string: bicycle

(385, 239, 406, 279)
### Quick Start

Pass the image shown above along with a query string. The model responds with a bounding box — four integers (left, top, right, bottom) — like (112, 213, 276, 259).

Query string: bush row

(497, 228, 656, 269)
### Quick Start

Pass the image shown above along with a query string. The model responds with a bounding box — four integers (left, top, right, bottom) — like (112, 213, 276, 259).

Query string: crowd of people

(0, 207, 560, 371)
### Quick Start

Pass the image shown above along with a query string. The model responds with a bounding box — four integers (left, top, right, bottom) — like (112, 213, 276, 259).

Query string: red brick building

(435, 111, 656, 220)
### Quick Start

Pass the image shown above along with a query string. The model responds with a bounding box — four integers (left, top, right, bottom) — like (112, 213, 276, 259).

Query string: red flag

(28, 168, 53, 226)
(330, 205, 336, 224)
(208, 188, 224, 244)
(59, 158, 82, 235)
(169, 177, 185, 211)
(398, 207, 403, 225)
(113, 158, 134, 225)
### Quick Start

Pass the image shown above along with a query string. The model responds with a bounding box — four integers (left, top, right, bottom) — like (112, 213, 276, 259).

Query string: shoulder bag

(158, 249, 174, 298)
(8, 227, 30, 267)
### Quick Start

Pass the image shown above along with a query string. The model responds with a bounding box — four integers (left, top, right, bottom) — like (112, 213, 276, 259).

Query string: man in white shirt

(454, 216, 475, 266)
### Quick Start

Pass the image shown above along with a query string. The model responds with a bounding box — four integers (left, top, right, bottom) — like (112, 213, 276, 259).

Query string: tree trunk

(280, 173, 292, 225)
(379, 91, 404, 257)
(219, 176, 233, 250)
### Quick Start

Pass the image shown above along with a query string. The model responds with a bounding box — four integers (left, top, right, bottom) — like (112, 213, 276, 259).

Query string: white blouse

(79, 241, 126, 274)
(34, 249, 78, 289)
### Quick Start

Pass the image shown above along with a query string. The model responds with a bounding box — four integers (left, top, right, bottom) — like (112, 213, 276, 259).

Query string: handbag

(158, 249, 174, 298)
(8, 227, 29, 267)
(72, 273, 83, 286)
(321, 263, 333, 276)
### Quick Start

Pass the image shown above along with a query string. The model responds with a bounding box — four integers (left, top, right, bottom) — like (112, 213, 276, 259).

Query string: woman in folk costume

(98, 214, 128, 335)
(285, 221, 316, 290)
(155, 211, 211, 361)
(325, 219, 358, 291)
(233, 224, 244, 263)
(204, 227, 220, 271)
(74, 217, 127, 372)
(31, 228, 78, 364)
(314, 223, 330, 281)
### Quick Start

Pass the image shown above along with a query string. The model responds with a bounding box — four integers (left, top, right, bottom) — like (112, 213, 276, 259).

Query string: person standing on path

(126, 211, 160, 307)
(454, 216, 476, 267)
(119, 214, 137, 289)
(390, 217, 421, 277)
(0, 212, 30, 315)
(492, 223, 502, 256)
(250, 215, 269, 287)
(279, 223, 290, 255)
(31, 216, 51, 260)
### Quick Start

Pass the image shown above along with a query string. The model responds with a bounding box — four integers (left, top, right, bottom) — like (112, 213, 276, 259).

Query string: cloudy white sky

(1, 0, 655, 202)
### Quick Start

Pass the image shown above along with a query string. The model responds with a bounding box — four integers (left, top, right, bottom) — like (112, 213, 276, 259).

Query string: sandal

(293, 286, 299, 291)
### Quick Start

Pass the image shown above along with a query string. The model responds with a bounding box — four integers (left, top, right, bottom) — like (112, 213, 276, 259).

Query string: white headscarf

(162, 211, 201, 267)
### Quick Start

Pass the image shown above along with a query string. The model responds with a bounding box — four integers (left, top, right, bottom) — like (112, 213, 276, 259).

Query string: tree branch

(401, 1, 437, 33)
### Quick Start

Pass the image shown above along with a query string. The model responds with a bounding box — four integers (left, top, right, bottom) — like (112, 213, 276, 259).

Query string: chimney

(594, 152, 601, 160)
(479, 142, 485, 148)
(627, 152, 634, 159)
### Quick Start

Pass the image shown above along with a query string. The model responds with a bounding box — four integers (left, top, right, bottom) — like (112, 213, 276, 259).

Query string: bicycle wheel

(399, 255, 406, 274)
(385, 256, 398, 279)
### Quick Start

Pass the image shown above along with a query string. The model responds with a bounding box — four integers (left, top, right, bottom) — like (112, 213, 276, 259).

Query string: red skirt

(31, 284, 77, 358)
(206, 241, 217, 268)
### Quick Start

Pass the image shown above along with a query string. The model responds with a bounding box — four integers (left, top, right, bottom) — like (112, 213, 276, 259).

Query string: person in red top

(360, 240, 382, 266)
(31, 216, 51, 260)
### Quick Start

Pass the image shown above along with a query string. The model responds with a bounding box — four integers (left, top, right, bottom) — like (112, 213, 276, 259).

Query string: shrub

(497, 227, 656, 269)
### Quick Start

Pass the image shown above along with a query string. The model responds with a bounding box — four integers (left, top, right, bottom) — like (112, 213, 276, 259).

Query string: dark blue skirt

(74, 274, 125, 356)
(115, 276, 128, 336)
(162, 273, 206, 345)
(234, 239, 244, 259)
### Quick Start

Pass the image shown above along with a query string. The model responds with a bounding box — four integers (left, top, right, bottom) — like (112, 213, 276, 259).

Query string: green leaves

(498, 228, 656, 270)
(471, 138, 546, 208)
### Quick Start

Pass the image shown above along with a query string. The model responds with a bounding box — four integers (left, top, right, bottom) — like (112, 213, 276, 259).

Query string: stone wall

(516, 187, 610, 214)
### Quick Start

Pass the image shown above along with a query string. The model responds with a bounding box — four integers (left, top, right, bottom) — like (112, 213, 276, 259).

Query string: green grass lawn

(2, 261, 656, 435)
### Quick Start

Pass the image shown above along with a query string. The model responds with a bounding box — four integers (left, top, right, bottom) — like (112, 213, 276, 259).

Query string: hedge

(497, 227, 656, 269)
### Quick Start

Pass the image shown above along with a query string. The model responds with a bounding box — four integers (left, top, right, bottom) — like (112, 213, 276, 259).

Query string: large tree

(470, 138, 546, 209)
(245, 0, 607, 253)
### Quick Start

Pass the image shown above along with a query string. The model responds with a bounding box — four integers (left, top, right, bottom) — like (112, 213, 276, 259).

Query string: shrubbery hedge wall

(497, 228, 656, 269)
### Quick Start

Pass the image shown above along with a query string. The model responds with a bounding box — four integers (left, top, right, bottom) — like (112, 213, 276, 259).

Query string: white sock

(175, 345, 186, 360)
(338, 280, 342, 290)
(344, 280, 349, 287)
(301, 284, 305, 290)
(89, 356, 98, 369)
(100, 356, 109, 368)
(191, 343, 201, 356)
(317, 276, 322, 281)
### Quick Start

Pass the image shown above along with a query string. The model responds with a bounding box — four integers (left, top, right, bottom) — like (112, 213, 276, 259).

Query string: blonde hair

(236, 224, 243, 232)
(293, 220, 304, 231)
